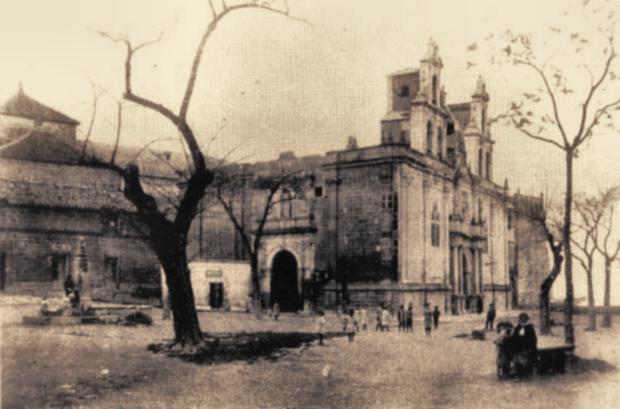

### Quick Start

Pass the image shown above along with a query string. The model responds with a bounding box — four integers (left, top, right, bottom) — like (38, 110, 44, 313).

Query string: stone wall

(0, 205, 159, 299)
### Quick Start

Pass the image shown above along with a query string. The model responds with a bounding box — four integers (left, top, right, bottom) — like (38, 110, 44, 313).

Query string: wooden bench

(536, 345, 575, 375)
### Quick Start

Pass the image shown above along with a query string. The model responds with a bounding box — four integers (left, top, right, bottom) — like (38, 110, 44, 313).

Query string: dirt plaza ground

(2, 297, 620, 409)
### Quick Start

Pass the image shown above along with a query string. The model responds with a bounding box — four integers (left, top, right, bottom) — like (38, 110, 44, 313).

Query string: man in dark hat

(485, 303, 496, 331)
(512, 312, 537, 376)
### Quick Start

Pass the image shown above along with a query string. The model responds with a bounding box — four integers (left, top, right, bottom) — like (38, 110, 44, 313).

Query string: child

(346, 310, 356, 342)
(315, 311, 326, 345)
(397, 305, 405, 332)
(272, 302, 280, 321)
(360, 308, 368, 331)
(494, 323, 514, 379)
(381, 306, 391, 332)
(40, 296, 49, 316)
(375, 307, 383, 331)
(423, 303, 432, 336)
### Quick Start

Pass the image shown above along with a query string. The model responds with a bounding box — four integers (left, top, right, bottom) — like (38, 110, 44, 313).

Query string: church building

(195, 40, 549, 314)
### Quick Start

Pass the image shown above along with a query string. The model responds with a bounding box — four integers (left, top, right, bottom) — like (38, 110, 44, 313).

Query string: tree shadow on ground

(148, 331, 346, 365)
(568, 356, 616, 375)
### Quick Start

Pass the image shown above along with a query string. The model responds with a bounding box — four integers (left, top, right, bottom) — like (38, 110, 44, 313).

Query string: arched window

(437, 127, 443, 160)
(481, 106, 487, 136)
(426, 121, 433, 155)
(431, 203, 440, 247)
(485, 151, 492, 180)
(478, 199, 483, 223)
(478, 149, 483, 177)
(280, 189, 293, 218)
(432, 75, 438, 105)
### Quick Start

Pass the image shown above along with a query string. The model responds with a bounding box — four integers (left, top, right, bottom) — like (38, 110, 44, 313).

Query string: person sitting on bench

(511, 313, 537, 377)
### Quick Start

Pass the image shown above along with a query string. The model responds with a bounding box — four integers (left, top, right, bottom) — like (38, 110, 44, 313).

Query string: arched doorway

(270, 250, 301, 312)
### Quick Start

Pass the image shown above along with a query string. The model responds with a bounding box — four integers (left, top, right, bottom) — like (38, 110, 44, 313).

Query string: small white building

(161, 260, 251, 311)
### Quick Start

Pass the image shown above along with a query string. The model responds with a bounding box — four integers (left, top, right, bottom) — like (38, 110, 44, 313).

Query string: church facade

(197, 41, 548, 314)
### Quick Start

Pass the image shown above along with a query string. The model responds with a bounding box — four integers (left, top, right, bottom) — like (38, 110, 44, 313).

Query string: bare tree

(572, 193, 606, 331)
(592, 187, 620, 327)
(214, 166, 305, 313)
(516, 196, 564, 334)
(474, 1, 620, 345)
(87, 0, 305, 348)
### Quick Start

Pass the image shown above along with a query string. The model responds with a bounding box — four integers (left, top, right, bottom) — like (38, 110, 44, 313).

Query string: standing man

(63, 274, 75, 296)
(406, 303, 414, 332)
(432, 305, 441, 330)
(485, 303, 496, 331)
(512, 313, 537, 377)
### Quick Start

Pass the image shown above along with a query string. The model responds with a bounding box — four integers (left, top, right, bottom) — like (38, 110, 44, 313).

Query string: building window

(437, 127, 443, 160)
(426, 121, 433, 155)
(447, 122, 455, 135)
(486, 151, 492, 180)
(280, 189, 293, 218)
(315, 186, 323, 197)
(482, 106, 487, 135)
(382, 193, 394, 209)
(478, 149, 483, 177)
(431, 203, 440, 247)
(50, 254, 69, 282)
(478, 199, 483, 223)
(432, 75, 438, 105)
(399, 85, 410, 97)
(508, 211, 514, 229)
(105, 257, 119, 289)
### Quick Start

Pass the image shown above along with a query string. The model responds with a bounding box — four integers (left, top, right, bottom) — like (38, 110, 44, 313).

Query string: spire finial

(475, 75, 485, 94)
(426, 38, 438, 59)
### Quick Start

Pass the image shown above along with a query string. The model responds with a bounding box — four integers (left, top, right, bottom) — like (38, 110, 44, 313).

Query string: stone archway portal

(270, 250, 301, 312)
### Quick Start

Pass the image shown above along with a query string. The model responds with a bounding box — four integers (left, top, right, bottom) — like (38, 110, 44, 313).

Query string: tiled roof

(0, 158, 179, 212)
(0, 131, 81, 163)
(0, 131, 194, 179)
(0, 176, 134, 212)
(1, 90, 79, 126)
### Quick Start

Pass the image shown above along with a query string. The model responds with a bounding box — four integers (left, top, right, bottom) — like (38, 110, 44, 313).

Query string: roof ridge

(0, 91, 80, 126)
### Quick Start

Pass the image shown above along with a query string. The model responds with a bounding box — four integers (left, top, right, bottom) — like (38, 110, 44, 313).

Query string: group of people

(494, 312, 538, 379)
(39, 274, 83, 317)
(312, 302, 444, 345)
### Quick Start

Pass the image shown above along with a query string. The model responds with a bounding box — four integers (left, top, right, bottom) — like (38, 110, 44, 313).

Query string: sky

(1, 0, 620, 304)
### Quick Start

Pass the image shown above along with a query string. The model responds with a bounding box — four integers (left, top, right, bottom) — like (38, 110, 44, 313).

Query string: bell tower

(463, 76, 493, 180)
(410, 39, 447, 158)
(419, 39, 443, 107)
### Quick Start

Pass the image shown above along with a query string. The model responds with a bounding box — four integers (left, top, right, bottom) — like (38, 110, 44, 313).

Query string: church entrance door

(270, 251, 300, 312)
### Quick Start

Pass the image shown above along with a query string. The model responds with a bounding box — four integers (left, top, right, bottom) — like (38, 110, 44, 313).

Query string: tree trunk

(250, 254, 262, 316)
(586, 259, 597, 331)
(120, 163, 212, 346)
(159, 241, 203, 346)
(563, 152, 575, 345)
(540, 251, 563, 335)
(603, 259, 612, 327)
(539, 288, 552, 335)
